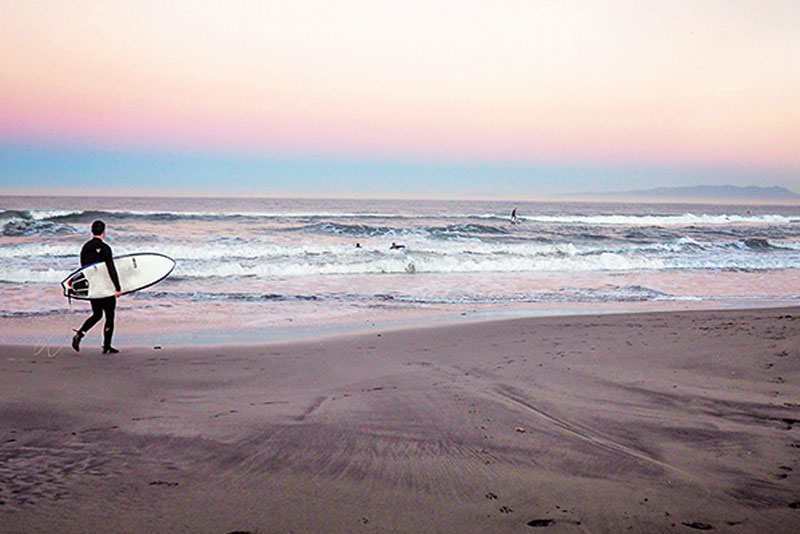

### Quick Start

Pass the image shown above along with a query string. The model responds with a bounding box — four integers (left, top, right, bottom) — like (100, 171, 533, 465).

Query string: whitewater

(2, 196, 799, 343)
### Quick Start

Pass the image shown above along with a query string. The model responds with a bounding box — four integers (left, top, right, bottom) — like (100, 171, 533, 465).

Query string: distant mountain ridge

(583, 185, 799, 203)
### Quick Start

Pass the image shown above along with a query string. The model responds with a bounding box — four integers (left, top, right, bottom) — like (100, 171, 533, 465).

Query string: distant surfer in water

(390, 242, 405, 250)
(71, 220, 122, 354)
(511, 208, 518, 223)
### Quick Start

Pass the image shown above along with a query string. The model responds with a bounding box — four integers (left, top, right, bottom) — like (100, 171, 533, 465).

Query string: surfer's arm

(102, 245, 122, 293)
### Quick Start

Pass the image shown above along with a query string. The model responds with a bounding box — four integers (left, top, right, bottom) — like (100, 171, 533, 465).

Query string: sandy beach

(2, 306, 799, 533)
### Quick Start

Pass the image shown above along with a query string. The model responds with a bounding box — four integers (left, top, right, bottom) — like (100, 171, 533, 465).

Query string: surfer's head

(91, 220, 106, 237)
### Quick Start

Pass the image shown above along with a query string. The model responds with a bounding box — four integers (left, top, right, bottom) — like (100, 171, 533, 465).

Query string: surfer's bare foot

(102, 346, 119, 354)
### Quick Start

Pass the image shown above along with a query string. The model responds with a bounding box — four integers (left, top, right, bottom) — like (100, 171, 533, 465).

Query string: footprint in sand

(682, 522, 714, 530)
(775, 466, 792, 479)
(149, 481, 179, 487)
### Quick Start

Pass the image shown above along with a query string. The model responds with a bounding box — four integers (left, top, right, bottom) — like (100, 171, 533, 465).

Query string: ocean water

(2, 196, 800, 343)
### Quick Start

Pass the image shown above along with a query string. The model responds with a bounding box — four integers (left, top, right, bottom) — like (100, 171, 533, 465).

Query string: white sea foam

(5, 208, 794, 226)
(28, 210, 85, 221)
(0, 267, 67, 284)
(2, 197, 799, 322)
(168, 250, 664, 279)
(0, 244, 78, 258)
(519, 213, 792, 226)
(3, 236, 799, 281)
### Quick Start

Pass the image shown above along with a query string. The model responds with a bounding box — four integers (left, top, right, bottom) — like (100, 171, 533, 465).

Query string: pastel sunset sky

(1, 0, 798, 198)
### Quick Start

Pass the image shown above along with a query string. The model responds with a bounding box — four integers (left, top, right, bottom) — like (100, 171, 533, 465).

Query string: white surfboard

(61, 252, 175, 300)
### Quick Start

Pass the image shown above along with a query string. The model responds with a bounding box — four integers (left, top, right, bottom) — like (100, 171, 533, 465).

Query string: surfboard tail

(61, 271, 90, 299)
(60, 252, 175, 300)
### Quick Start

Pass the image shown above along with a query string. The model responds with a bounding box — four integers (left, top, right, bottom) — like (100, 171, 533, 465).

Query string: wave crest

(2, 219, 76, 237)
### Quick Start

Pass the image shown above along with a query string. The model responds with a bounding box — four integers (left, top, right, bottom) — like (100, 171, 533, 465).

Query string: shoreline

(4, 298, 800, 348)
(2, 305, 800, 533)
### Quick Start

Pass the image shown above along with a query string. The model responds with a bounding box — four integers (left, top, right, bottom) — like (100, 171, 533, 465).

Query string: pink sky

(2, 0, 799, 170)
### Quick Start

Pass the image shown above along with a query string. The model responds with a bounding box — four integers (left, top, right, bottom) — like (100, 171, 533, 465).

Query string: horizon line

(2, 190, 799, 207)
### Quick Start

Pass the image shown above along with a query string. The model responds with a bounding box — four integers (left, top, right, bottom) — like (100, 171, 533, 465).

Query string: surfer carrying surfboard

(71, 220, 122, 354)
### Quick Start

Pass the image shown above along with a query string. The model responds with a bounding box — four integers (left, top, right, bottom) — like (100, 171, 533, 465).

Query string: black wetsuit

(78, 237, 121, 349)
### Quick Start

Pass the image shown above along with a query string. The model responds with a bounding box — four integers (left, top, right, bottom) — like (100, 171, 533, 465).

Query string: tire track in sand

(493, 384, 710, 497)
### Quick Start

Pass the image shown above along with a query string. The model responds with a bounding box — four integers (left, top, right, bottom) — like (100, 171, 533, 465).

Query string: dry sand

(1, 307, 799, 533)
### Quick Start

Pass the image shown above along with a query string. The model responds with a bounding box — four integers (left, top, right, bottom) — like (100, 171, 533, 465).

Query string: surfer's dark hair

(91, 220, 106, 236)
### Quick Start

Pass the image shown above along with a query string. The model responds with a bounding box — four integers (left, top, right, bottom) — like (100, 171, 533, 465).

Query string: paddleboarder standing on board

(71, 220, 122, 353)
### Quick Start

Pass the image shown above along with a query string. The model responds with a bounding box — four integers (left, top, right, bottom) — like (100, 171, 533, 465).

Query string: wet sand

(1, 307, 799, 533)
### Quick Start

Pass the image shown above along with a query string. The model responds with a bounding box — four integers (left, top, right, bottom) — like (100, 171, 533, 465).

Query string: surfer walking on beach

(71, 220, 122, 354)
